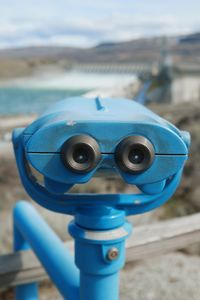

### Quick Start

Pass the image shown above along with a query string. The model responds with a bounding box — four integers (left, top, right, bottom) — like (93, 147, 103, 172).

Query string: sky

(0, 0, 200, 49)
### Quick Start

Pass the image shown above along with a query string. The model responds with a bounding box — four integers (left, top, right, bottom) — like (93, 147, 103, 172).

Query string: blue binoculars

(12, 97, 190, 300)
(13, 97, 190, 216)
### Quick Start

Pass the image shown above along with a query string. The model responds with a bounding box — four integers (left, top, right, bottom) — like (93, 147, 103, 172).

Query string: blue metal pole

(15, 283, 38, 300)
(13, 201, 79, 300)
(80, 272, 119, 300)
(76, 238, 127, 300)
(69, 207, 132, 300)
(14, 225, 38, 300)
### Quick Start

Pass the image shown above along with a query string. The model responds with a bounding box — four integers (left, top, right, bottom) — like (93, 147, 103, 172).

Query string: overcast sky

(0, 0, 199, 49)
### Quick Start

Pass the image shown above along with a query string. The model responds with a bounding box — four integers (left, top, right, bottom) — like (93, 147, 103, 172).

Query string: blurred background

(0, 1, 200, 299)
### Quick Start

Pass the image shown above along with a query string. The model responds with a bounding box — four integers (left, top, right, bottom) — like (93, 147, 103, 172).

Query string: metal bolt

(107, 247, 119, 261)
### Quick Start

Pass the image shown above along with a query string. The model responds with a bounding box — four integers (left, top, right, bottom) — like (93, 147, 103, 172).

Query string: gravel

(120, 253, 200, 300)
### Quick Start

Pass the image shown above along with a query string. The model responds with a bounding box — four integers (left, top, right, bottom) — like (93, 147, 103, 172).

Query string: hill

(0, 34, 200, 79)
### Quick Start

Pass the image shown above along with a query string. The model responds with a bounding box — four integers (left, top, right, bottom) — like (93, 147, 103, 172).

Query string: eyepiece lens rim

(61, 135, 101, 173)
(115, 136, 154, 173)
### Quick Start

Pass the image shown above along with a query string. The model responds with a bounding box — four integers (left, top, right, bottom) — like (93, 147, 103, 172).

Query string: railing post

(14, 215, 39, 300)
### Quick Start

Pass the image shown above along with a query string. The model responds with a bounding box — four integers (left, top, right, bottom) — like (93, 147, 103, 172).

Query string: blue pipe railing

(13, 201, 79, 300)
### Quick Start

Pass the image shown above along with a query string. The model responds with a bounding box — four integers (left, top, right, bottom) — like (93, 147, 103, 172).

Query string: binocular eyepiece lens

(128, 148, 145, 165)
(115, 136, 154, 173)
(61, 135, 101, 173)
(73, 147, 90, 164)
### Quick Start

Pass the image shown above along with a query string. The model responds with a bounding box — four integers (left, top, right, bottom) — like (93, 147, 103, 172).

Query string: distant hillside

(0, 34, 199, 79)
(0, 36, 173, 79)
(0, 36, 168, 63)
(179, 32, 200, 44)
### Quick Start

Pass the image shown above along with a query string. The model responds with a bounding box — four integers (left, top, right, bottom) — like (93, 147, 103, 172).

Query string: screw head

(107, 247, 119, 261)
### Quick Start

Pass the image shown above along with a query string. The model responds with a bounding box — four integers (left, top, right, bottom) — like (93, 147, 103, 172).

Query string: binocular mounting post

(69, 204, 132, 300)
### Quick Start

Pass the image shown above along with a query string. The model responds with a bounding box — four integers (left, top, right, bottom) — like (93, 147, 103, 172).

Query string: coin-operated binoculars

(12, 97, 190, 300)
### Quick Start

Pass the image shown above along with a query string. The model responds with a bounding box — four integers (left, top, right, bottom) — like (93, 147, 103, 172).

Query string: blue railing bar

(13, 201, 80, 300)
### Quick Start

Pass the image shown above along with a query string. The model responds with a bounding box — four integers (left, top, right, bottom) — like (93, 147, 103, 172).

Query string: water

(0, 71, 136, 115)
(0, 87, 87, 115)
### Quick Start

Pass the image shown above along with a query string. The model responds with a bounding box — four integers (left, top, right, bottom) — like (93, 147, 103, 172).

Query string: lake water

(0, 87, 87, 115)
(0, 71, 136, 115)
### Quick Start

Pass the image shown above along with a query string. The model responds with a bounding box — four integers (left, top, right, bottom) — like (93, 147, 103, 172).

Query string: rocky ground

(0, 100, 200, 299)
(2, 253, 200, 300)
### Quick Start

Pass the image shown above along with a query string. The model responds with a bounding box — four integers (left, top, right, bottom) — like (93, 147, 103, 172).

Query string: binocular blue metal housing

(13, 97, 190, 216)
(12, 97, 190, 300)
